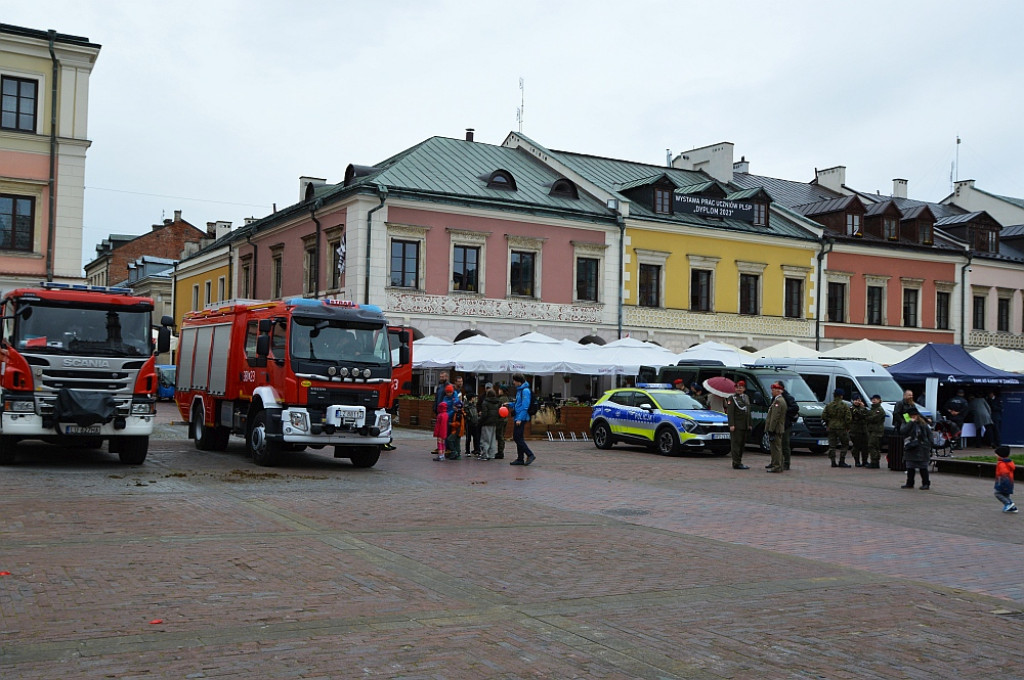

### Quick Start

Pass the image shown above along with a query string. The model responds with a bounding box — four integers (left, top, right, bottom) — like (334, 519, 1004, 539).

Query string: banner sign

(674, 194, 755, 221)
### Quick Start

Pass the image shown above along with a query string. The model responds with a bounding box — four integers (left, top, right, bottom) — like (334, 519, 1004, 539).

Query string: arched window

(486, 170, 518, 190)
(549, 179, 579, 199)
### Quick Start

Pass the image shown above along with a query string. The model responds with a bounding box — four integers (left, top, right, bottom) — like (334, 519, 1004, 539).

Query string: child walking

(447, 400, 465, 460)
(433, 402, 449, 461)
(995, 446, 1017, 513)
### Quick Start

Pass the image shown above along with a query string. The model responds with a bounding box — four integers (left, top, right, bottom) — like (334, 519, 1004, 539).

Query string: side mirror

(258, 319, 272, 334)
(157, 326, 171, 354)
(160, 314, 173, 327)
(639, 402, 654, 411)
(19, 307, 32, 320)
(399, 344, 410, 365)
(256, 334, 270, 357)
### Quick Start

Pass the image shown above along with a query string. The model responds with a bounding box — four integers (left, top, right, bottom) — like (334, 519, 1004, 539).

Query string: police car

(589, 384, 731, 455)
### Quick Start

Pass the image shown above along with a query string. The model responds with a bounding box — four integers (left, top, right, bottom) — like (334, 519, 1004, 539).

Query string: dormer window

(654, 187, 672, 214)
(846, 213, 861, 236)
(486, 170, 517, 190)
(920, 222, 933, 245)
(549, 178, 579, 199)
(883, 217, 898, 240)
(752, 202, 767, 227)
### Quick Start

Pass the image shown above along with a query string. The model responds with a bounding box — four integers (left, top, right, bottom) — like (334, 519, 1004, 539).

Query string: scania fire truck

(0, 283, 173, 465)
(176, 298, 412, 468)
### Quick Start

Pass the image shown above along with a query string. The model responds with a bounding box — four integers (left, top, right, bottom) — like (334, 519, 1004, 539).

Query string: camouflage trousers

(850, 432, 868, 464)
(828, 430, 849, 462)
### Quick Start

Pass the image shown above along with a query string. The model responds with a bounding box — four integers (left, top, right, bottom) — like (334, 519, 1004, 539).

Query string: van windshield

(858, 376, 905, 402)
(755, 375, 818, 402)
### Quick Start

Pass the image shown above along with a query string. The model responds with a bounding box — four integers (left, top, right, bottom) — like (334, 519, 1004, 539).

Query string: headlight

(362, 368, 372, 378)
(8, 400, 34, 412)
(131, 402, 154, 415)
(289, 411, 309, 431)
(378, 413, 392, 429)
(795, 416, 805, 424)
(678, 418, 698, 433)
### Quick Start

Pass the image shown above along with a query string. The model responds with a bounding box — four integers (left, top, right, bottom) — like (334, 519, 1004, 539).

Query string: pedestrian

(493, 382, 507, 459)
(672, 378, 686, 391)
(781, 382, 799, 470)
(452, 375, 465, 403)
(478, 386, 501, 460)
(943, 388, 968, 431)
(432, 371, 452, 454)
(865, 394, 885, 468)
(691, 382, 709, 407)
(432, 402, 449, 461)
(968, 392, 993, 447)
(987, 391, 1002, 448)
(994, 446, 1017, 513)
(725, 379, 752, 470)
(447, 400, 465, 459)
(899, 407, 932, 490)
(508, 373, 536, 466)
(765, 381, 787, 473)
(823, 388, 852, 467)
(464, 392, 480, 456)
(893, 389, 917, 425)
(849, 395, 869, 467)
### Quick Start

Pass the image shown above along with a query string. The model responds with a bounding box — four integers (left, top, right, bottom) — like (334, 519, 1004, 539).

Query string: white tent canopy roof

(970, 345, 1024, 373)
(676, 340, 754, 366)
(820, 339, 904, 365)
(754, 340, 820, 358)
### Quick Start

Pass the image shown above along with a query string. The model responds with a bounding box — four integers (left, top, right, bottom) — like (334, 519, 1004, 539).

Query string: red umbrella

(703, 376, 736, 398)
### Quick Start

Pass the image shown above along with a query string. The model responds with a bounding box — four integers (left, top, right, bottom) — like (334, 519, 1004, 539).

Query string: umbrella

(703, 376, 736, 398)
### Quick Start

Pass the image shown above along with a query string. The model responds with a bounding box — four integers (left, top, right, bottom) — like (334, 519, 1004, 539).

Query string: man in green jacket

(725, 380, 752, 470)
(849, 396, 869, 467)
(765, 382, 788, 473)
(823, 388, 852, 468)
(865, 394, 886, 468)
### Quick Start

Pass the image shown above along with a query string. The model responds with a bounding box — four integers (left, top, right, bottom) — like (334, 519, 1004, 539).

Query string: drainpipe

(364, 187, 388, 305)
(960, 252, 973, 346)
(814, 236, 835, 350)
(616, 215, 625, 340)
(226, 239, 233, 300)
(309, 198, 323, 299)
(246, 230, 258, 297)
(46, 30, 59, 282)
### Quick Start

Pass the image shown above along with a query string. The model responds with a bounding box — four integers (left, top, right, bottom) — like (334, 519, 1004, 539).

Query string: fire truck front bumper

(276, 406, 392, 446)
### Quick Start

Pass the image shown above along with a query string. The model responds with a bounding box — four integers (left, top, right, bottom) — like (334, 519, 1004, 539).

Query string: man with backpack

(508, 373, 536, 466)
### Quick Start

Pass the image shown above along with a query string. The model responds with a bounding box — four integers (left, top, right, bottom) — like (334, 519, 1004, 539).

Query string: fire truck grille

(306, 388, 380, 410)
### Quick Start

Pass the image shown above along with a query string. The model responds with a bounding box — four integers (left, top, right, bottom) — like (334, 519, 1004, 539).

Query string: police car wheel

(592, 422, 614, 449)
(655, 427, 680, 456)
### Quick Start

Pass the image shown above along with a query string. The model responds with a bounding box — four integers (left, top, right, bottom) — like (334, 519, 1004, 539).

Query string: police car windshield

(15, 304, 151, 356)
(857, 376, 904, 402)
(290, 318, 389, 364)
(650, 391, 706, 411)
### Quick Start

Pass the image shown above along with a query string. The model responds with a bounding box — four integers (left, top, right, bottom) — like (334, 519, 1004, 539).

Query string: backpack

(527, 389, 541, 417)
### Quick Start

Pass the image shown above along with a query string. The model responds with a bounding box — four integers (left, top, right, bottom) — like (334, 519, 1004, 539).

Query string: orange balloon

(498, 406, 509, 418)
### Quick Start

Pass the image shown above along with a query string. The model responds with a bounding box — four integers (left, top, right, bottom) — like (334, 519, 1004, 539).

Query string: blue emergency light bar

(636, 383, 674, 389)
(41, 281, 133, 295)
(284, 297, 383, 314)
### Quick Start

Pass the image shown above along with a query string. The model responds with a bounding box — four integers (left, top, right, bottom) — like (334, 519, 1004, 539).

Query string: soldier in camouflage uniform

(849, 396, 869, 467)
(865, 394, 886, 468)
(822, 388, 852, 468)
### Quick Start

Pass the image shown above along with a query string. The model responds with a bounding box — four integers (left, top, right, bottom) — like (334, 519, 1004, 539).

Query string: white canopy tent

(820, 339, 904, 365)
(754, 340, 820, 359)
(970, 346, 1024, 373)
(676, 340, 754, 366)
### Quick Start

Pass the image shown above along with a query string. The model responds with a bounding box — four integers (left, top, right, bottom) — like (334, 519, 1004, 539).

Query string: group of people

(819, 389, 887, 469)
(942, 388, 1003, 448)
(430, 371, 536, 466)
(723, 379, 800, 474)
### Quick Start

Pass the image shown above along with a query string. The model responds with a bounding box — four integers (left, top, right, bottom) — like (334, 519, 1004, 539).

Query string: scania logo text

(63, 358, 112, 368)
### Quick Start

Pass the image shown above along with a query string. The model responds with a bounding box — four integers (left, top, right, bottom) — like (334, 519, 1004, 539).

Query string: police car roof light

(636, 383, 673, 390)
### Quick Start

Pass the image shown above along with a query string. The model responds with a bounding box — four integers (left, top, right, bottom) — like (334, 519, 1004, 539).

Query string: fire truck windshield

(16, 304, 152, 357)
(290, 317, 389, 364)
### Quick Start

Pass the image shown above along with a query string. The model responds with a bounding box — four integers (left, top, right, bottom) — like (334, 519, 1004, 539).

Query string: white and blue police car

(589, 383, 731, 456)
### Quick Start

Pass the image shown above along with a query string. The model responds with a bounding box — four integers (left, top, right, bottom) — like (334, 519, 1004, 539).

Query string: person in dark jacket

(899, 407, 932, 490)
(725, 380, 752, 470)
(822, 388, 852, 468)
(478, 387, 502, 460)
(781, 384, 799, 471)
(849, 396, 869, 467)
(865, 395, 886, 468)
(987, 391, 1002, 448)
(943, 389, 968, 430)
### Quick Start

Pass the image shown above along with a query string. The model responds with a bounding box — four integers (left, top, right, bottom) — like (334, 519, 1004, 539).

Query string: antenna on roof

(516, 77, 525, 133)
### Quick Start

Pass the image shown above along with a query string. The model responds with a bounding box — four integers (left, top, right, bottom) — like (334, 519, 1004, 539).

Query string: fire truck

(0, 283, 173, 465)
(175, 297, 413, 468)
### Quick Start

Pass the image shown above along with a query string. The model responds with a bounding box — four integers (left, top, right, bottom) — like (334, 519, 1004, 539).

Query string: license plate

(711, 433, 730, 439)
(337, 409, 362, 420)
(818, 439, 829, 446)
(65, 425, 101, 435)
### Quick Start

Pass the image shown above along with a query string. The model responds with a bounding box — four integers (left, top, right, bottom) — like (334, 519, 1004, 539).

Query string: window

(867, 286, 884, 325)
(920, 222, 933, 245)
(752, 202, 767, 227)
(217, 276, 225, 302)
(1, 76, 37, 132)
(973, 295, 986, 330)
(327, 234, 344, 290)
(453, 245, 479, 292)
(576, 257, 599, 302)
(846, 213, 861, 236)
(784, 278, 803, 318)
(204, 280, 212, 306)
(998, 297, 1010, 332)
(827, 282, 846, 322)
(936, 291, 951, 330)
(654, 188, 671, 215)
(549, 179, 578, 199)
(390, 240, 419, 288)
(691, 270, 712, 311)
(903, 288, 918, 327)
(638, 263, 661, 307)
(303, 243, 317, 295)
(191, 284, 199, 311)
(0, 194, 34, 251)
(272, 253, 283, 299)
(240, 259, 252, 298)
(244, 321, 259, 360)
(883, 217, 898, 240)
(486, 170, 517, 190)
(510, 251, 535, 297)
(989, 230, 999, 252)
(739, 274, 759, 315)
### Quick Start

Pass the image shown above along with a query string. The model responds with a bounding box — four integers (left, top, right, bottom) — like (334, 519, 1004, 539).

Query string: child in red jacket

(995, 446, 1017, 513)
(433, 402, 449, 461)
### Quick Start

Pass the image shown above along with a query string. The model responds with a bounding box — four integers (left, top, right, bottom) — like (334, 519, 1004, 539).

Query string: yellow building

(172, 240, 232, 331)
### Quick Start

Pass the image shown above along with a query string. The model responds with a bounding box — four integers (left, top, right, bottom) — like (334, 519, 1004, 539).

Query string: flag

(337, 234, 346, 276)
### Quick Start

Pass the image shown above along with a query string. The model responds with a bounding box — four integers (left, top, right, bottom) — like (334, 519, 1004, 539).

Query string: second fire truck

(175, 298, 412, 468)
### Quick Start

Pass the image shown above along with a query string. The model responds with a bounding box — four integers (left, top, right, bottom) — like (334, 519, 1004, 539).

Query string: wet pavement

(1, 415, 1021, 678)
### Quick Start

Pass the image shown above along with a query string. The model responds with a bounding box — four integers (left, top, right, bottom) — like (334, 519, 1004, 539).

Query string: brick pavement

(0, 429, 1021, 678)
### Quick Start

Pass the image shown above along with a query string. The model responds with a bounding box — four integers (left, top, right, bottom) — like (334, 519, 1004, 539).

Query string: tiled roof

(1000, 224, 1024, 238)
(793, 195, 862, 216)
(730, 172, 841, 208)
(935, 211, 987, 226)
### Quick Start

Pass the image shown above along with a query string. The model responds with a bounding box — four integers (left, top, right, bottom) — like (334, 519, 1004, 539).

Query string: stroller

(931, 418, 959, 457)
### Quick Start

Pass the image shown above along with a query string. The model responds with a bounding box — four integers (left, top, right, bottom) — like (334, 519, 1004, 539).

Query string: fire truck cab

(0, 282, 172, 465)
(176, 298, 412, 468)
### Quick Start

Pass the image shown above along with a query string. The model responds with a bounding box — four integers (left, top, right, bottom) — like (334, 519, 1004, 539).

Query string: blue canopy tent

(888, 343, 1023, 445)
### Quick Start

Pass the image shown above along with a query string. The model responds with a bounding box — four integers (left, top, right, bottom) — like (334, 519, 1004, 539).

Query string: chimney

(815, 166, 847, 193)
(174, 209, 182, 222)
(465, 128, 475, 142)
(299, 176, 326, 201)
(244, 217, 258, 225)
(954, 179, 976, 197)
(733, 156, 750, 174)
(670, 142, 735, 183)
(892, 178, 908, 199)
(206, 220, 232, 239)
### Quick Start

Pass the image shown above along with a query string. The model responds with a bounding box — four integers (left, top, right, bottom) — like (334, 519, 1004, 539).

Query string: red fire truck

(0, 283, 173, 465)
(175, 297, 413, 468)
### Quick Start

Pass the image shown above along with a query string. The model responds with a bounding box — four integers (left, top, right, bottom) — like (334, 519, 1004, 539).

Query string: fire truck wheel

(193, 404, 230, 451)
(248, 409, 282, 466)
(344, 445, 380, 468)
(118, 436, 149, 465)
(0, 436, 17, 465)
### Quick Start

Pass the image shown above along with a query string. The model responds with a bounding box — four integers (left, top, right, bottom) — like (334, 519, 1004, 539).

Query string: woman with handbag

(899, 407, 933, 490)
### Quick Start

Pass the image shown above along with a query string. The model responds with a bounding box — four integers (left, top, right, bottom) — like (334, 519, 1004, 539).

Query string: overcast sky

(7, 1, 1024, 268)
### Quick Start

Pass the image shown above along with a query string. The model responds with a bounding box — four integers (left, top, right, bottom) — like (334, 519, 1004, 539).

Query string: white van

(751, 357, 914, 435)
